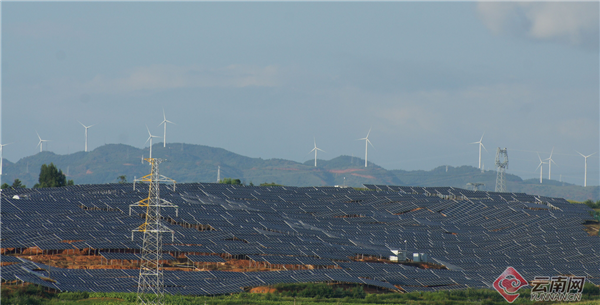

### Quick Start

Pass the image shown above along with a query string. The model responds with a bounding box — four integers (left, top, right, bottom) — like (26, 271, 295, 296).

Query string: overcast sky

(2, 2, 599, 186)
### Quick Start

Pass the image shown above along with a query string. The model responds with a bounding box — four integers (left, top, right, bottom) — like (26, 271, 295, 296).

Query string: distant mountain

(2, 143, 598, 202)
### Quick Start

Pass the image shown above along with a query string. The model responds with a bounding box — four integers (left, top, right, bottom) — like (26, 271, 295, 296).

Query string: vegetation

(1, 282, 598, 305)
(1, 144, 598, 201)
(583, 200, 600, 210)
(117, 175, 127, 184)
(1, 178, 26, 190)
(33, 163, 73, 188)
(260, 182, 284, 187)
(219, 178, 242, 185)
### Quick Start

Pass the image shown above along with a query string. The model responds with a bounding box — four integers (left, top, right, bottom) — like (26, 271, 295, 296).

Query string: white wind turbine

(308, 138, 324, 167)
(545, 148, 557, 180)
(159, 109, 175, 148)
(577, 151, 597, 187)
(78, 121, 95, 152)
(145, 126, 161, 159)
(536, 153, 547, 184)
(358, 128, 374, 167)
(36, 132, 49, 153)
(0, 143, 11, 176)
(470, 133, 487, 169)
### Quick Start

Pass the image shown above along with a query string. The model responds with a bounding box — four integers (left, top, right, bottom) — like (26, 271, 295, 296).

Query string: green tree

(219, 178, 242, 185)
(260, 182, 283, 187)
(1, 179, 27, 189)
(33, 163, 74, 188)
(12, 179, 26, 189)
(117, 175, 127, 184)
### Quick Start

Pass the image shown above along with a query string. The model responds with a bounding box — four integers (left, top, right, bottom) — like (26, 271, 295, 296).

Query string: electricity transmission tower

(130, 158, 178, 305)
(495, 148, 509, 192)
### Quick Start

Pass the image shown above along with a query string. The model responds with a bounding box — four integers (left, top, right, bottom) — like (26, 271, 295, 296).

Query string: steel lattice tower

(130, 158, 178, 305)
(495, 148, 509, 192)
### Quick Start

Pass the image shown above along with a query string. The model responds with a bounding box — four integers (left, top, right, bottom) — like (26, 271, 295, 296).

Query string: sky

(1, 2, 599, 186)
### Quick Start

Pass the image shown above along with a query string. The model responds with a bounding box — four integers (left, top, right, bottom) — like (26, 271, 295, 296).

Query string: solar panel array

(1, 182, 599, 295)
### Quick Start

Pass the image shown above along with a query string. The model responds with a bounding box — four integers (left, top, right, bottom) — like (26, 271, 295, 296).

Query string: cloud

(477, 2, 599, 50)
(82, 64, 281, 94)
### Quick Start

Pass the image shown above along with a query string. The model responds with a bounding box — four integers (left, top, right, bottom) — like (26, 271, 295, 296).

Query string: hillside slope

(2, 143, 598, 201)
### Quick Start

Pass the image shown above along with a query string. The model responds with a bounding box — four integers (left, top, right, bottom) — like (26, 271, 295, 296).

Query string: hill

(1, 143, 598, 201)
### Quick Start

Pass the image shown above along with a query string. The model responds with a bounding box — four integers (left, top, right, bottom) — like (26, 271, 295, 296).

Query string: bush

(583, 200, 600, 209)
(58, 291, 90, 300)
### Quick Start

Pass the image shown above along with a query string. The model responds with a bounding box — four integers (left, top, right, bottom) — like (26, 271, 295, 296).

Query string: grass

(1, 282, 599, 305)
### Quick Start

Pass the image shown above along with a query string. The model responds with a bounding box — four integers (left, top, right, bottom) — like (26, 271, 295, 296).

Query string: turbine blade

(366, 128, 372, 138)
(367, 138, 374, 148)
(481, 143, 487, 152)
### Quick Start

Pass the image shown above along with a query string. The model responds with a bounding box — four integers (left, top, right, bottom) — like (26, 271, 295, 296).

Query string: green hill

(2, 143, 598, 201)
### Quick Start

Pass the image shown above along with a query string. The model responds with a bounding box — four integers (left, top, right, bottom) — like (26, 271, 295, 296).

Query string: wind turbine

(36, 132, 49, 153)
(145, 126, 161, 159)
(159, 109, 175, 148)
(308, 138, 324, 167)
(78, 121, 94, 152)
(536, 153, 547, 184)
(577, 151, 597, 187)
(358, 128, 374, 167)
(471, 133, 487, 169)
(545, 148, 557, 180)
(0, 143, 11, 176)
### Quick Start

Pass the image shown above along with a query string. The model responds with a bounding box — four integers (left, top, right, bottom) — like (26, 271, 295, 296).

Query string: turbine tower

(0, 143, 11, 176)
(545, 148, 556, 180)
(78, 121, 94, 152)
(129, 158, 178, 305)
(145, 126, 161, 159)
(159, 109, 175, 148)
(536, 153, 547, 184)
(494, 148, 508, 192)
(36, 132, 49, 153)
(471, 133, 487, 169)
(577, 151, 597, 187)
(309, 138, 324, 167)
(358, 128, 373, 167)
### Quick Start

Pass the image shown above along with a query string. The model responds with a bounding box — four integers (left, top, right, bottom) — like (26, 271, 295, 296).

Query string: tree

(1, 179, 27, 190)
(117, 175, 127, 184)
(219, 178, 242, 185)
(11, 179, 26, 189)
(34, 163, 74, 188)
(260, 182, 283, 187)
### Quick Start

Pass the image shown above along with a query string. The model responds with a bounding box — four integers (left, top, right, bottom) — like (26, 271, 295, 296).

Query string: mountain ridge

(2, 143, 598, 201)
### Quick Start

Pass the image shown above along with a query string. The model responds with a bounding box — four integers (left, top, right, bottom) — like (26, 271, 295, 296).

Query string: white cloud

(82, 64, 281, 94)
(477, 2, 599, 50)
